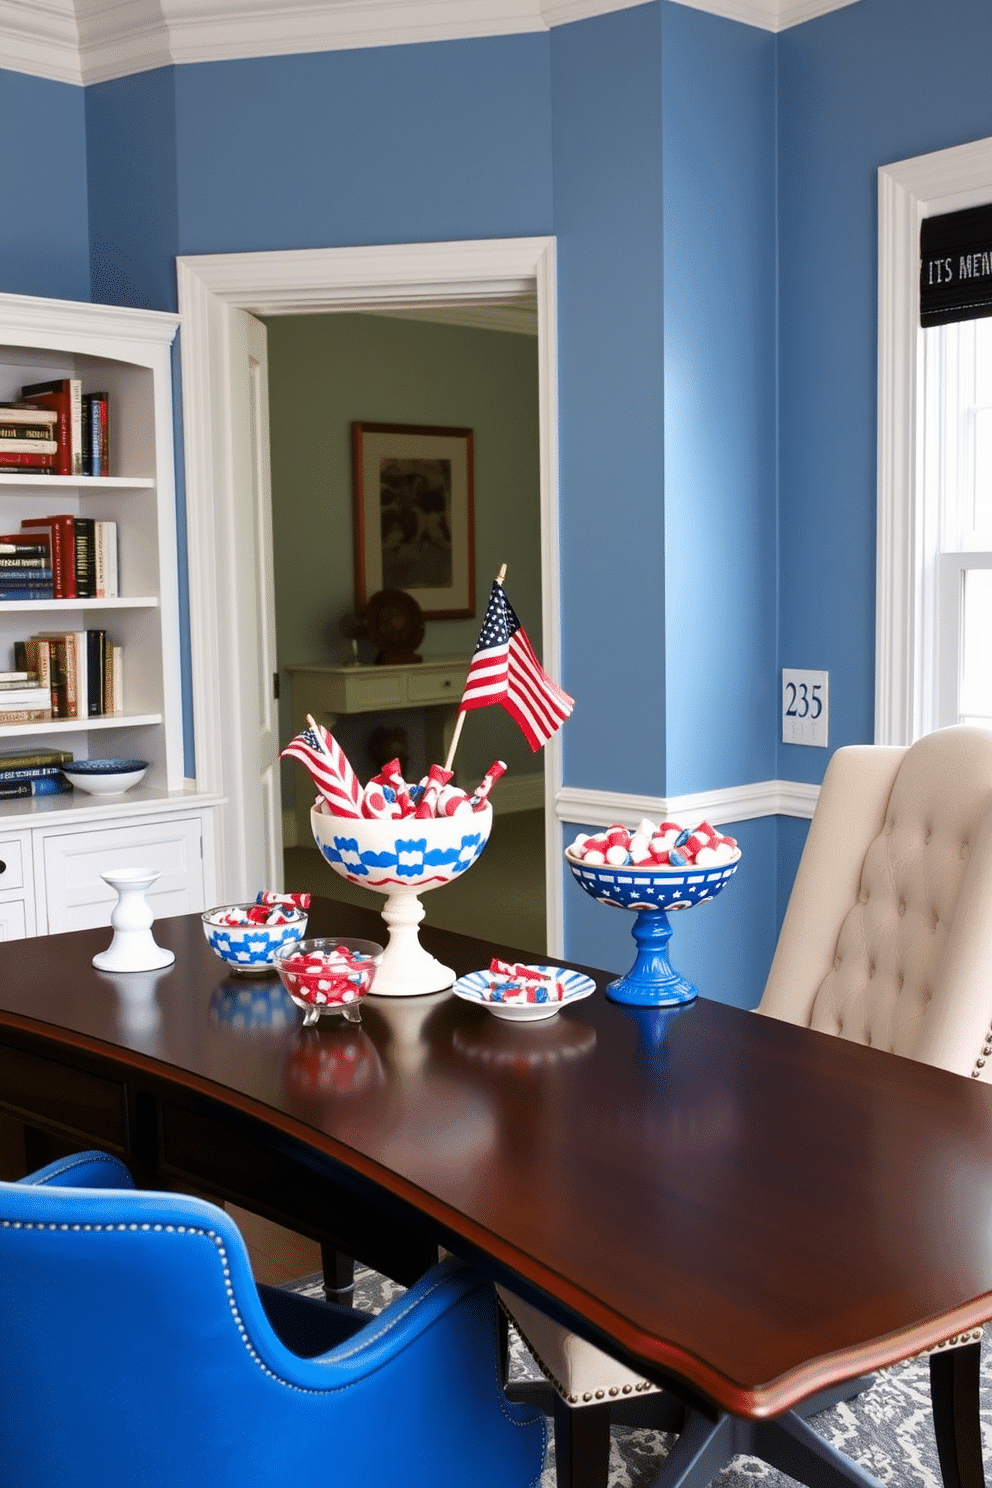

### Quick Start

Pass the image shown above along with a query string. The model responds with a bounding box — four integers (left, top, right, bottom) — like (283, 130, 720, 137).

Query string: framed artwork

(352, 421, 475, 620)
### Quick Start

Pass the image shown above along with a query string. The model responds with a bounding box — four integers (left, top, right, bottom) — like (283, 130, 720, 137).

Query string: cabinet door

(0, 899, 28, 941)
(40, 817, 205, 934)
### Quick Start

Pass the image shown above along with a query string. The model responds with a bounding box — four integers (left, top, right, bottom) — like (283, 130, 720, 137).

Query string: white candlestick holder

(92, 867, 176, 973)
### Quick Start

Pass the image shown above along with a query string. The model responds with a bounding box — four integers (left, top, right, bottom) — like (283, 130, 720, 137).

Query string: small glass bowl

(272, 936, 384, 1025)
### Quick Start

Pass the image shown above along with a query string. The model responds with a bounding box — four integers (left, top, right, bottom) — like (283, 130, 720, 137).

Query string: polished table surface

(2, 898, 992, 1422)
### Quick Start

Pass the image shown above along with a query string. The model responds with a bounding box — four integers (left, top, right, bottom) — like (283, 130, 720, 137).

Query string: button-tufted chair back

(759, 726, 992, 1077)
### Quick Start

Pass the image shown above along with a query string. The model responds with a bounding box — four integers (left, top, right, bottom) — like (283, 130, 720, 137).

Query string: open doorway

(266, 304, 547, 952)
(176, 237, 565, 952)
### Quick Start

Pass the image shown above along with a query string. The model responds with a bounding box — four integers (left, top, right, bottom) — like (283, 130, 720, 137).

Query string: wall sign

(920, 202, 992, 327)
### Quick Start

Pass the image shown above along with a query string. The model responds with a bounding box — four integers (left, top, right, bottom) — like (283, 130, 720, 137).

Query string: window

(876, 137, 992, 745)
(925, 317, 992, 728)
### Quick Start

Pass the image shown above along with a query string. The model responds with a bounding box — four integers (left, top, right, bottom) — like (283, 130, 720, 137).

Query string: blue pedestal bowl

(566, 848, 741, 1007)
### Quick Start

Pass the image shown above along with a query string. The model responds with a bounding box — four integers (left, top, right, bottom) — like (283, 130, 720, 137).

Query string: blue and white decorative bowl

(62, 758, 148, 796)
(565, 847, 741, 914)
(310, 802, 493, 893)
(201, 903, 309, 975)
(453, 965, 596, 1023)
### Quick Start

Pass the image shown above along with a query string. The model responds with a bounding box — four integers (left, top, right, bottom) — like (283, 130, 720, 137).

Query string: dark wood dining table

(1, 896, 992, 1475)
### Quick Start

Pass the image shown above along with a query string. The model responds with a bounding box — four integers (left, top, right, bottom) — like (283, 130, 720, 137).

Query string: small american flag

(280, 725, 363, 818)
(460, 582, 574, 751)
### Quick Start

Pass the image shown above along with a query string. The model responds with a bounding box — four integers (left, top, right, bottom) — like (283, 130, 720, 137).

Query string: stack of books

(14, 631, 123, 719)
(15, 515, 118, 599)
(17, 377, 82, 477)
(0, 405, 59, 475)
(0, 745, 73, 800)
(0, 668, 53, 723)
(0, 538, 54, 601)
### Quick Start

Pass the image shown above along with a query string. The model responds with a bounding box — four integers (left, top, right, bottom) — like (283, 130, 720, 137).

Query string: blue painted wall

(551, 6, 667, 795)
(776, 0, 992, 783)
(661, 3, 777, 797)
(0, 69, 90, 300)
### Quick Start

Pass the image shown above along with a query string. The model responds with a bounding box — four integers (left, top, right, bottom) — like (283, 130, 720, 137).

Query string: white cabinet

(38, 806, 213, 935)
(0, 292, 222, 936)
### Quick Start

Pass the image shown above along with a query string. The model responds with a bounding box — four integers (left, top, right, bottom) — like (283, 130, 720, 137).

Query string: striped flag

(459, 582, 574, 751)
(280, 725, 363, 818)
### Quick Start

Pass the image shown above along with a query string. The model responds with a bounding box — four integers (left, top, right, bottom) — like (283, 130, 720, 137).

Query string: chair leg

(553, 1398, 611, 1488)
(320, 1243, 355, 1307)
(930, 1343, 986, 1488)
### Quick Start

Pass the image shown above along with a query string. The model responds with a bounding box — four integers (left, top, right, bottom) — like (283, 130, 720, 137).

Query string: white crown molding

(670, 0, 858, 31)
(0, 0, 82, 85)
(5, 0, 863, 87)
(555, 778, 820, 828)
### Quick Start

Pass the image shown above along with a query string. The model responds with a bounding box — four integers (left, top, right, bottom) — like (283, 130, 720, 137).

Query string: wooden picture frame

(352, 421, 475, 620)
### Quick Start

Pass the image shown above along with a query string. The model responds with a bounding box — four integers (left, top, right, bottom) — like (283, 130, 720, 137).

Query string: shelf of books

(0, 292, 222, 935)
(0, 290, 206, 792)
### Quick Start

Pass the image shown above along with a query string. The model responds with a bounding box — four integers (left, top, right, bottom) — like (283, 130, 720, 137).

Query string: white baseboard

(554, 778, 820, 828)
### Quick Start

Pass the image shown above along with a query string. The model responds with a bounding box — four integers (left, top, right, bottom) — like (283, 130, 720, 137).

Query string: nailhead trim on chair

(970, 1021, 992, 1078)
(2, 1213, 542, 1444)
(497, 1292, 656, 1406)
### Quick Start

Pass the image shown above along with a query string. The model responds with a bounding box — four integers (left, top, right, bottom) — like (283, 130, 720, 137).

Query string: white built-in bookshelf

(0, 291, 220, 937)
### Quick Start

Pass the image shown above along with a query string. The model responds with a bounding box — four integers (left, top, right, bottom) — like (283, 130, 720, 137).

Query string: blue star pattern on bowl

(567, 854, 740, 912)
(318, 828, 489, 885)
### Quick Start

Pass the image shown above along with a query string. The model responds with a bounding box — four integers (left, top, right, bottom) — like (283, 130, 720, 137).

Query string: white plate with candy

(453, 960, 596, 1022)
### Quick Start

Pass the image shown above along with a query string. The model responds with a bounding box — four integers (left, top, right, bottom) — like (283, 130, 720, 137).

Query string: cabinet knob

(0, 861, 6, 875)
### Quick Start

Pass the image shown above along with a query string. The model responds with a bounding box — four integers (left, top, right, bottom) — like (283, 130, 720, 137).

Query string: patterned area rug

(289, 1268, 985, 1488)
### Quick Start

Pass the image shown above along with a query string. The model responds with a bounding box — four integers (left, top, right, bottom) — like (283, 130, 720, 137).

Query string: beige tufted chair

(502, 725, 992, 1488)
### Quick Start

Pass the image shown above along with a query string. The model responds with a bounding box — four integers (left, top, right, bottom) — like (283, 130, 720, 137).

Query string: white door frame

(176, 237, 565, 949)
(876, 135, 992, 746)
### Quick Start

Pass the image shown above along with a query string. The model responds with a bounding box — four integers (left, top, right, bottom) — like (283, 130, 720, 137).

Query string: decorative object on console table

(338, 610, 367, 666)
(19, 377, 82, 476)
(20, 515, 75, 598)
(363, 588, 425, 665)
(352, 421, 475, 619)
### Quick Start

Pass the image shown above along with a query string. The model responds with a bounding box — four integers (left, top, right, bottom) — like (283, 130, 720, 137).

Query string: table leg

(930, 1343, 986, 1488)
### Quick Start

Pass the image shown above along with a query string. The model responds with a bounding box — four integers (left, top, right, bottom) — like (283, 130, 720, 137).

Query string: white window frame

(876, 135, 992, 745)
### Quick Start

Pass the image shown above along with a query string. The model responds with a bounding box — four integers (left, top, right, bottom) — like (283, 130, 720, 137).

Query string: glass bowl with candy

(201, 893, 310, 974)
(565, 819, 741, 1008)
(272, 937, 384, 1025)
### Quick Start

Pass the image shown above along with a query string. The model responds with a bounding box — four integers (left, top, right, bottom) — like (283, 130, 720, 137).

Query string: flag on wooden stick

(459, 580, 574, 751)
(280, 721, 363, 817)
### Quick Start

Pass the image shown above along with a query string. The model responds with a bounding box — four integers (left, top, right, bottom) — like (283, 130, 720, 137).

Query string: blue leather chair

(1, 1150, 547, 1488)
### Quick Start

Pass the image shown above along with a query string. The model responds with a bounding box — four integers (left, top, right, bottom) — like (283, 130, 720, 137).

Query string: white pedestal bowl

(310, 802, 494, 997)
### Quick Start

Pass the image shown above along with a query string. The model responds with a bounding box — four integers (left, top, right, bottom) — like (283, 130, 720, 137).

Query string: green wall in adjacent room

(263, 310, 543, 808)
